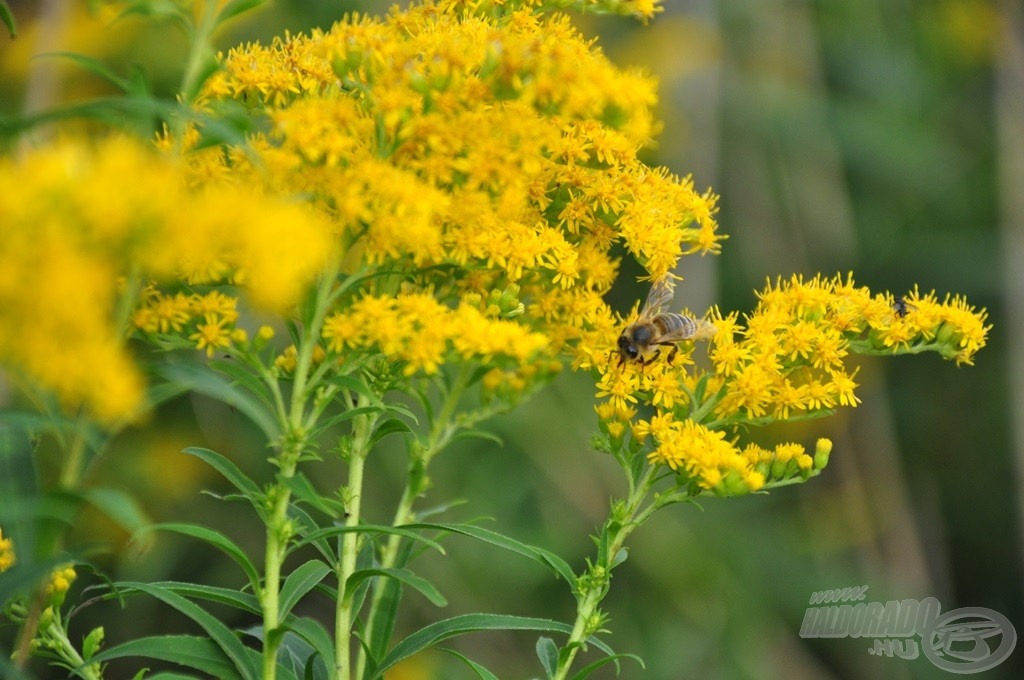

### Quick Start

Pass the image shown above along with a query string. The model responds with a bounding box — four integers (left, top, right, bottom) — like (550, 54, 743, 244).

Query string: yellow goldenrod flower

(0, 528, 14, 572)
(0, 136, 335, 423)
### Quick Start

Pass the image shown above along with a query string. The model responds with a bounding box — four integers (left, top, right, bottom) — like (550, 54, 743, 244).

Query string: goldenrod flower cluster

(322, 291, 550, 376)
(0, 137, 333, 423)
(590, 274, 988, 495)
(159, 0, 718, 392)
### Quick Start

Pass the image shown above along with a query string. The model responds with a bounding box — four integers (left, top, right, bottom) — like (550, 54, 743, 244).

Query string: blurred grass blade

(0, 0, 15, 38)
(216, 0, 267, 24)
(34, 52, 131, 91)
(82, 486, 151, 539)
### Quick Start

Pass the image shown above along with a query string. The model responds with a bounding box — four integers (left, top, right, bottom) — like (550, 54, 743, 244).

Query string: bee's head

(617, 333, 639, 361)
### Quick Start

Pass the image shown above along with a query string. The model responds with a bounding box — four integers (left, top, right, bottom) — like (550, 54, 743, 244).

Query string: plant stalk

(552, 463, 659, 680)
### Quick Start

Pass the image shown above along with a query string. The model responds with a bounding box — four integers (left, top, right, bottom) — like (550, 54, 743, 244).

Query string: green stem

(353, 366, 473, 679)
(262, 258, 341, 680)
(261, 452, 296, 680)
(552, 463, 659, 680)
(44, 611, 102, 680)
(179, 1, 219, 106)
(334, 414, 372, 680)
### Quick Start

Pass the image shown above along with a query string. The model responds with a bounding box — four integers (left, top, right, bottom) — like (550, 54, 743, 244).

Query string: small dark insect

(892, 296, 915, 318)
(616, 278, 716, 367)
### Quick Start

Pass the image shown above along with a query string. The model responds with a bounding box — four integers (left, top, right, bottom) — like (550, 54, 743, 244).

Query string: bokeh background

(1, 0, 1022, 678)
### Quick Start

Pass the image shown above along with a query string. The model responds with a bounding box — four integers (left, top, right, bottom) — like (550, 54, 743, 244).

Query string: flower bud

(814, 438, 832, 470)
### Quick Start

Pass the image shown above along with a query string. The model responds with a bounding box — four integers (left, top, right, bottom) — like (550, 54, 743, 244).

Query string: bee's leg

(665, 344, 679, 365)
(642, 349, 660, 367)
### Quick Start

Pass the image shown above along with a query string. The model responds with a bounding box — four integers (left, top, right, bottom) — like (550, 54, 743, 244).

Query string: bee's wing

(637, 278, 675, 321)
(656, 318, 718, 343)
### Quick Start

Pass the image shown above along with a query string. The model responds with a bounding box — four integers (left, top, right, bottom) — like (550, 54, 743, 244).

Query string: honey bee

(617, 278, 717, 366)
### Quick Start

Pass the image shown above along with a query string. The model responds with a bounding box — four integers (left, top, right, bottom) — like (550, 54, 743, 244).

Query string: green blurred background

(2, 0, 1022, 678)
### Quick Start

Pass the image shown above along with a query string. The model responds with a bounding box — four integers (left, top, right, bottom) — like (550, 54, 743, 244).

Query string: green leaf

(82, 487, 150, 535)
(215, 0, 267, 24)
(34, 52, 131, 91)
(279, 560, 332, 619)
(449, 428, 504, 447)
(536, 637, 558, 678)
(368, 418, 413, 447)
(159, 362, 280, 441)
(343, 568, 446, 607)
(82, 627, 104, 661)
(439, 648, 500, 680)
(282, 473, 346, 519)
(0, 410, 104, 453)
(362, 540, 413, 670)
(280, 617, 334, 674)
(288, 506, 334, 563)
(406, 522, 574, 585)
(144, 381, 191, 410)
(314, 406, 386, 435)
(1, 0, 16, 38)
(371, 614, 579, 679)
(183, 447, 264, 512)
(291, 525, 446, 557)
(110, 583, 260, 680)
(86, 635, 239, 679)
(141, 523, 260, 594)
(326, 375, 384, 409)
(569, 653, 646, 680)
(209, 358, 276, 412)
(174, 582, 260, 611)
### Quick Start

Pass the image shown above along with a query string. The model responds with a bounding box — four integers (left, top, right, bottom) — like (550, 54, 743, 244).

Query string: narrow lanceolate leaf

(33, 52, 131, 91)
(279, 560, 332, 619)
(291, 524, 446, 557)
(159, 362, 280, 440)
(405, 522, 574, 586)
(371, 614, 577, 679)
(343, 568, 446, 607)
(82, 487, 150, 535)
(141, 523, 261, 594)
(209, 358, 276, 412)
(86, 635, 239, 679)
(109, 584, 260, 680)
(183, 447, 264, 511)
(569, 653, 646, 680)
(215, 0, 268, 24)
(1, 0, 16, 38)
(439, 648, 501, 680)
(128, 581, 261, 614)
